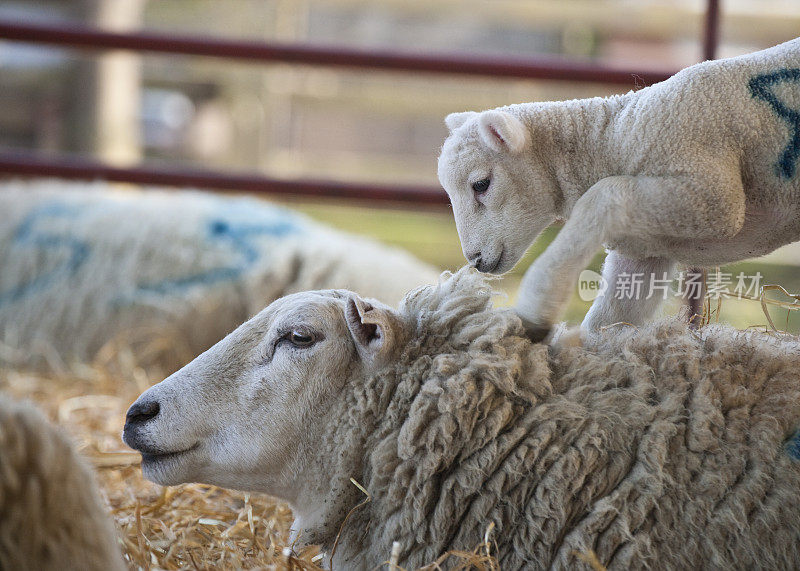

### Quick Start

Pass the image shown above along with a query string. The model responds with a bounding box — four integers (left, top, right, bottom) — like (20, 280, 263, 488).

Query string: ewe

(125, 269, 800, 569)
(438, 39, 800, 340)
(0, 396, 125, 571)
(0, 179, 436, 371)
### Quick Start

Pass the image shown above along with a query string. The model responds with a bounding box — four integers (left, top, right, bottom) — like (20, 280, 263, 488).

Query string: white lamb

(124, 269, 800, 569)
(438, 39, 800, 340)
(0, 395, 125, 570)
(0, 179, 437, 372)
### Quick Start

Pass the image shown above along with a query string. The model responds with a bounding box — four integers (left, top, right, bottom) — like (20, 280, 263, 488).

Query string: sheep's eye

(471, 178, 491, 193)
(288, 331, 315, 348)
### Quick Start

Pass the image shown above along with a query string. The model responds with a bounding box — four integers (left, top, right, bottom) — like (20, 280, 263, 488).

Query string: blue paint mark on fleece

(1, 198, 302, 308)
(0, 203, 89, 307)
(749, 68, 800, 179)
(786, 429, 800, 461)
(131, 203, 300, 297)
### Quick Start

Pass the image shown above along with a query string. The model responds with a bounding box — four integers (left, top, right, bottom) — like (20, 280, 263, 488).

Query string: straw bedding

(0, 363, 314, 570)
(3, 319, 798, 569)
(0, 357, 501, 570)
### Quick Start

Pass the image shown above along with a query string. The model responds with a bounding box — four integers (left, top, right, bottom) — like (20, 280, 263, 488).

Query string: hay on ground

(0, 358, 499, 570)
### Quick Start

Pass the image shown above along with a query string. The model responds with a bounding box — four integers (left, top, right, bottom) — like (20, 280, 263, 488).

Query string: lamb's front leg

(515, 172, 745, 341)
(581, 251, 674, 332)
(515, 209, 605, 341)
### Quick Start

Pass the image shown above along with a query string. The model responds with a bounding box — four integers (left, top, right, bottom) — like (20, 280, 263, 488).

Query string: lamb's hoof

(519, 317, 552, 344)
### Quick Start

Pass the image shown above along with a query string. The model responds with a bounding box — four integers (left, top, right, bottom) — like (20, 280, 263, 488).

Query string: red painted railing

(0, 150, 445, 205)
(0, 2, 720, 206)
(0, 20, 679, 84)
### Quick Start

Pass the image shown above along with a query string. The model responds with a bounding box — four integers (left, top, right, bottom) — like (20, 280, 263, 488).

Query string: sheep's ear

(345, 296, 402, 365)
(477, 110, 528, 154)
(445, 111, 478, 132)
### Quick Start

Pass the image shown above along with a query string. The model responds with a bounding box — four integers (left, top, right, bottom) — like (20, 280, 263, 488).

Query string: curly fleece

(0, 396, 125, 571)
(326, 270, 800, 569)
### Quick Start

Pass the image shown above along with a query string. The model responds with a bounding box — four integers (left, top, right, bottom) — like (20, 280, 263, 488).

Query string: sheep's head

(438, 108, 559, 274)
(122, 290, 407, 499)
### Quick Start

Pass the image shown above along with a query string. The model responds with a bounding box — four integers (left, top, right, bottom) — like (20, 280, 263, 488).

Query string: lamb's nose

(125, 400, 160, 426)
(467, 252, 482, 268)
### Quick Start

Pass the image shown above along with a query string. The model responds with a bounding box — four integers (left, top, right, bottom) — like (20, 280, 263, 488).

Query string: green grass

(281, 198, 800, 334)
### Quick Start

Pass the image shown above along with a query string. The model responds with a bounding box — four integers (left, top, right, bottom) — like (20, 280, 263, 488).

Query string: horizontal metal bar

(0, 151, 449, 206)
(0, 19, 675, 85)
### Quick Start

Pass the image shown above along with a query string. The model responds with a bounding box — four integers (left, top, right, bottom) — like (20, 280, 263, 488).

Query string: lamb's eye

(288, 331, 315, 348)
(471, 178, 491, 193)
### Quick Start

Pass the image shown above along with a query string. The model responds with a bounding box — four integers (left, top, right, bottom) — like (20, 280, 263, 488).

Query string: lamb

(0, 395, 125, 570)
(437, 38, 800, 341)
(123, 268, 800, 569)
(0, 178, 437, 372)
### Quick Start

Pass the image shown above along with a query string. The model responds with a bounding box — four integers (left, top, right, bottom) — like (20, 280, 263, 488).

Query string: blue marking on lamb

(749, 68, 800, 178)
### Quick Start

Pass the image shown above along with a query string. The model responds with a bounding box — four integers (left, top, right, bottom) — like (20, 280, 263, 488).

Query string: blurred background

(1, 4, 798, 567)
(1, 0, 798, 331)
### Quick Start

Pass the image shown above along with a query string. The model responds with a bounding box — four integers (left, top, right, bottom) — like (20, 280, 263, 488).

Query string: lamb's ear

(445, 111, 478, 132)
(345, 296, 403, 365)
(477, 110, 528, 154)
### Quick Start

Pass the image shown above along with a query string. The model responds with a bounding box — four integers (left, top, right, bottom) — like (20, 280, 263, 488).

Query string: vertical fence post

(702, 0, 720, 61)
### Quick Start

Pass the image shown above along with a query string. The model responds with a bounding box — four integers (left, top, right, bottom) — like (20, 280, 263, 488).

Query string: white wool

(0, 179, 438, 371)
(124, 268, 800, 569)
(438, 39, 800, 340)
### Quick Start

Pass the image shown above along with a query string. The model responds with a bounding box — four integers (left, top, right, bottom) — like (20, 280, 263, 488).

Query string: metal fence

(0, 0, 719, 207)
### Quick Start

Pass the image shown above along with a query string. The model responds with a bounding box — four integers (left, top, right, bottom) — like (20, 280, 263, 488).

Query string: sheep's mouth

(140, 442, 199, 464)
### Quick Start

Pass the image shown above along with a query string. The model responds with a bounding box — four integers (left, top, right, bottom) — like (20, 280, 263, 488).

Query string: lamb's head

(122, 289, 408, 498)
(438, 108, 559, 274)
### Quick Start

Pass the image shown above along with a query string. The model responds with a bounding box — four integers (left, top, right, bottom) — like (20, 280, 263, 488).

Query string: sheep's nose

(125, 400, 160, 426)
(467, 251, 482, 268)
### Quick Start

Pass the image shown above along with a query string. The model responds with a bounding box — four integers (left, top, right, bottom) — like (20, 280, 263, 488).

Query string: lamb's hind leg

(582, 251, 674, 332)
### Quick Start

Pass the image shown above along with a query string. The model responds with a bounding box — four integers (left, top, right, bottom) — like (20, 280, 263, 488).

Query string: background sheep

(123, 268, 800, 569)
(0, 394, 125, 571)
(438, 39, 800, 340)
(0, 178, 438, 372)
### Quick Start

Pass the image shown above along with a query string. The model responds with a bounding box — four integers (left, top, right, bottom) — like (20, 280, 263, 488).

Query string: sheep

(0, 178, 438, 372)
(437, 38, 800, 341)
(0, 395, 125, 571)
(123, 268, 800, 570)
